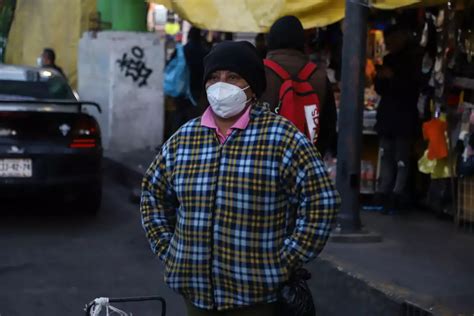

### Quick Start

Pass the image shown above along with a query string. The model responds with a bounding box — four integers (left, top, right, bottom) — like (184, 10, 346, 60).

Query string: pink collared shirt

(201, 106, 252, 144)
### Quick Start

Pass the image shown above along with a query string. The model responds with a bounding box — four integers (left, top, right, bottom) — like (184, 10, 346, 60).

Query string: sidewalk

(105, 149, 474, 316)
(320, 211, 474, 316)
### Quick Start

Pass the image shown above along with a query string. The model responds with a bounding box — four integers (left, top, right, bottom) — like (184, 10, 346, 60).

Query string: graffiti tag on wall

(117, 46, 153, 87)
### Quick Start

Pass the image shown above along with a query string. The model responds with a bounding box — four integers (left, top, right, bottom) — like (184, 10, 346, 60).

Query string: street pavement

(4, 160, 474, 316)
(324, 211, 474, 315)
(0, 174, 184, 316)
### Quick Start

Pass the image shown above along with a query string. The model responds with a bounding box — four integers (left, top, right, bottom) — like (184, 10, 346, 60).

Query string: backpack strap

(297, 62, 317, 81)
(264, 59, 291, 81)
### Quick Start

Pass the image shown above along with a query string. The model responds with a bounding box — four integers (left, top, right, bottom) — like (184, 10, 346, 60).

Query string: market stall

(152, 0, 474, 225)
(357, 2, 474, 222)
(149, 0, 448, 32)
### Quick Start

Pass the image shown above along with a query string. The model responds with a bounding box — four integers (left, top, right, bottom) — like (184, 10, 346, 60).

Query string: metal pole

(335, 0, 369, 233)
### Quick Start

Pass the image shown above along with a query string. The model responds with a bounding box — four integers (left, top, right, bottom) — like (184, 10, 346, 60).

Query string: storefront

(152, 0, 474, 228)
(324, 2, 474, 227)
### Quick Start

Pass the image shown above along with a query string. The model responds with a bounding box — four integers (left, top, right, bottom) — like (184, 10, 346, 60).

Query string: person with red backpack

(260, 16, 337, 158)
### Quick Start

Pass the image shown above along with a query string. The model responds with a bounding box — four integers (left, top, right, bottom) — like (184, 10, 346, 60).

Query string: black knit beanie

(203, 41, 266, 98)
(268, 15, 305, 52)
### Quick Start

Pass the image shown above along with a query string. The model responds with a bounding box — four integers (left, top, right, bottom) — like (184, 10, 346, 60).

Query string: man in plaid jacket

(141, 41, 340, 316)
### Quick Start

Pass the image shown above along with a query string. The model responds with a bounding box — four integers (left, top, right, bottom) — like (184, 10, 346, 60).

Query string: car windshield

(0, 70, 76, 100)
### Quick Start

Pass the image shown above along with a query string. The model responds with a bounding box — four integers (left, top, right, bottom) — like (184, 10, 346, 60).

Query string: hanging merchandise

(414, 2, 463, 220)
(360, 160, 376, 194)
(421, 20, 429, 47)
(459, 133, 474, 176)
(417, 94, 429, 119)
(163, 43, 196, 105)
(435, 8, 445, 28)
(418, 150, 452, 178)
(465, 31, 474, 63)
(457, 99, 471, 143)
(423, 117, 449, 160)
(451, 5, 474, 84)
(164, 21, 181, 36)
(422, 53, 435, 74)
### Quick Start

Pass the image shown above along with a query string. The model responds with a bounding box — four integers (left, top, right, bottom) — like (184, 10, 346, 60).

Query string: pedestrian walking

(260, 15, 337, 158)
(141, 41, 339, 315)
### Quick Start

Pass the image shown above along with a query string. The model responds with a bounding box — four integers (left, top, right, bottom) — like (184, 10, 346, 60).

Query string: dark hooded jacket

(374, 49, 421, 138)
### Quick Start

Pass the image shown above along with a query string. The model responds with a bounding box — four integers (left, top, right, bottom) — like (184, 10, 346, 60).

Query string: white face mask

(206, 82, 251, 119)
(36, 57, 43, 67)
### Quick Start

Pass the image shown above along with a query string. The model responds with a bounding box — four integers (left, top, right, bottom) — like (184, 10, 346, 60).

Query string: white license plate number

(0, 159, 33, 177)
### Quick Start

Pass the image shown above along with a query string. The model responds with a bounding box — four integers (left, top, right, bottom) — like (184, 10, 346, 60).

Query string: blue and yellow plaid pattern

(141, 103, 339, 311)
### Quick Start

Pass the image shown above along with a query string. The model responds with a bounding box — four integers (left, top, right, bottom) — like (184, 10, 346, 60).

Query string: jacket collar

(250, 101, 268, 121)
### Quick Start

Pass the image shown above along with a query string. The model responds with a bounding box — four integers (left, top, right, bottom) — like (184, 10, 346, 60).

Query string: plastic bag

(164, 44, 190, 98)
(277, 268, 316, 316)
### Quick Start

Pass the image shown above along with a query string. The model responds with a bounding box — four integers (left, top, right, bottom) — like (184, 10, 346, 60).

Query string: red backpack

(264, 59, 321, 145)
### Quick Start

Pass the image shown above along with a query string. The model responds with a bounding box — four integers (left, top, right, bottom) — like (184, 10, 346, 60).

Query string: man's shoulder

(165, 117, 204, 145)
(265, 50, 327, 83)
(177, 117, 203, 134)
(44, 64, 65, 77)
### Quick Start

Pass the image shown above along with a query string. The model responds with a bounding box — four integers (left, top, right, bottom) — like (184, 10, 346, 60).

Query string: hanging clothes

(418, 150, 452, 179)
(423, 118, 449, 160)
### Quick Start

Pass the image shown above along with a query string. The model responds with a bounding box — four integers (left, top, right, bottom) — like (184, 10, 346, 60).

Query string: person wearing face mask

(141, 41, 339, 316)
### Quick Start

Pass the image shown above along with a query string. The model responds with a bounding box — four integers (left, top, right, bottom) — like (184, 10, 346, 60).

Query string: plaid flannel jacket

(141, 103, 339, 311)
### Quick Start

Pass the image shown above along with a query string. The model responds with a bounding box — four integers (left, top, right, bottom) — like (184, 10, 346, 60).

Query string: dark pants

(378, 136, 411, 195)
(185, 300, 277, 316)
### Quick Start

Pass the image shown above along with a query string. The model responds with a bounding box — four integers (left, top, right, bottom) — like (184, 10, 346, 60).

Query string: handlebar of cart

(84, 296, 166, 316)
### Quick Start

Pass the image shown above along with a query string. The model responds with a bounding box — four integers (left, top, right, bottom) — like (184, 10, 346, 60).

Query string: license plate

(0, 159, 33, 177)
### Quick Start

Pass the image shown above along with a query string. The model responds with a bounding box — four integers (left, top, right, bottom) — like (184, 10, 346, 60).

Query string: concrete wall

(78, 31, 164, 152)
